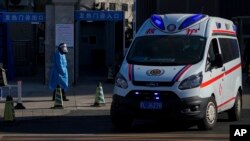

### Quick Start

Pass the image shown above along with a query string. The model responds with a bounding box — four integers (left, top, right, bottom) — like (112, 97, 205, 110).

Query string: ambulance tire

(228, 92, 242, 121)
(111, 112, 133, 130)
(198, 96, 218, 130)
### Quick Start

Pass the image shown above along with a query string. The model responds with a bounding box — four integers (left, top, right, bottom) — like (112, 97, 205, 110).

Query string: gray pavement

(0, 77, 114, 120)
(1, 75, 250, 121)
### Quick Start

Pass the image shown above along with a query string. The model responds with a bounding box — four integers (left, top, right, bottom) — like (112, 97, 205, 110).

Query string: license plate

(140, 101, 162, 110)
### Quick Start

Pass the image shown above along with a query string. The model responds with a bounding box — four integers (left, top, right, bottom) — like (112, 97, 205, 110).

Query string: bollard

(4, 95, 15, 122)
(14, 81, 25, 109)
(52, 88, 64, 109)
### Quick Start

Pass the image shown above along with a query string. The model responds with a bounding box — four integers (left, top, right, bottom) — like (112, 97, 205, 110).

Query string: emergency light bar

(151, 14, 165, 30)
(179, 14, 207, 30)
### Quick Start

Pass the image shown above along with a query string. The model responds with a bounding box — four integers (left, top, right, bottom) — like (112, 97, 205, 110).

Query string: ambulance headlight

(115, 73, 128, 89)
(179, 72, 203, 90)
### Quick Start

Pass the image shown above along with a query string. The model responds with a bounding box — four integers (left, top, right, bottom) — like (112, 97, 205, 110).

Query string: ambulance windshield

(127, 36, 206, 66)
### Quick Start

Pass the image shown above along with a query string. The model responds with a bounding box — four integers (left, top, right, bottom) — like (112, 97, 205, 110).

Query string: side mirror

(211, 54, 223, 68)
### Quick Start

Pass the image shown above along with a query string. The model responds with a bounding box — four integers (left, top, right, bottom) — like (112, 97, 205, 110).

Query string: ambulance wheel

(111, 111, 133, 130)
(198, 96, 217, 130)
(228, 92, 242, 121)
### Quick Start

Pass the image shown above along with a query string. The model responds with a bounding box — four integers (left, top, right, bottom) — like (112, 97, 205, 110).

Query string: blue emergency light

(179, 14, 206, 30)
(151, 14, 165, 30)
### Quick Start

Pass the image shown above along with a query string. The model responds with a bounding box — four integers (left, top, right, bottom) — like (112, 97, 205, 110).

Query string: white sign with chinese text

(55, 24, 74, 47)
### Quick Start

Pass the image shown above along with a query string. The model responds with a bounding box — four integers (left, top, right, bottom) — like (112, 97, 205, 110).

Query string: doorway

(79, 21, 107, 83)
(77, 21, 124, 84)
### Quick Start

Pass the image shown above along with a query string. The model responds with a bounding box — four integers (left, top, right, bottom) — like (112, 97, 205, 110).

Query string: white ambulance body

(111, 14, 242, 130)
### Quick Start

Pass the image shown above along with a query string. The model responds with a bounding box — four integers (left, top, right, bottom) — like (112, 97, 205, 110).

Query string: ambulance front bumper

(111, 91, 209, 120)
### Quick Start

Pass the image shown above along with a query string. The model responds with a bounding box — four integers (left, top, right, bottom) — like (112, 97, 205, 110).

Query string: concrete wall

(45, 5, 55, 85)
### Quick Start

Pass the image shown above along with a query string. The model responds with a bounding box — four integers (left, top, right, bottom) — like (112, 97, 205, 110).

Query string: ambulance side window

(219, 38, 240, 63)
(206, 39, 220, 71)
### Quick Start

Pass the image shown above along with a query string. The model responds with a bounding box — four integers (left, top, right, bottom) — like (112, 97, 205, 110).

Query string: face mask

(62, 46, 68, 54)
(58, 46, 68, 54)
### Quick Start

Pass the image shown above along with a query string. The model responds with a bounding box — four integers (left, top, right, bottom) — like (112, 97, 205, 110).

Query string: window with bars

(122, 3, 128, 11)
(101, 2, 105, 10)
(109, 3, 116, 10)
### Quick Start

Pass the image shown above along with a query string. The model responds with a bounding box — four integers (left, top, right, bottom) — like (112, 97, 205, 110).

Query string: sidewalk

(0, 77, 114, 120)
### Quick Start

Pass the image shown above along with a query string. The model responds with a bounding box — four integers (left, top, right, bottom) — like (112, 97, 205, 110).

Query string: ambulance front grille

(126, 90, 180, 101)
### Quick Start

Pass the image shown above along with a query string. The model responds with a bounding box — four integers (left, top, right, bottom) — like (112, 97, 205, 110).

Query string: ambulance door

(205, 38, 224, 111)
(218, 38, 240, 111)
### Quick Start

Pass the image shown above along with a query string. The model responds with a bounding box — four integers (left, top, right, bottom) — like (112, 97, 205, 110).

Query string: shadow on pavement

(1, 110, 249, 134)
(0, 115, 197, 134)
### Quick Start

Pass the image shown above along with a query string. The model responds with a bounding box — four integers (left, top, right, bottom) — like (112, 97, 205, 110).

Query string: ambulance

(111, 14, 242, 130)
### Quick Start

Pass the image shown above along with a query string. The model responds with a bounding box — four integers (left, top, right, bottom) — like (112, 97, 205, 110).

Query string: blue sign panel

(2, 12, 45, 23)
(75, 11, 124, 21)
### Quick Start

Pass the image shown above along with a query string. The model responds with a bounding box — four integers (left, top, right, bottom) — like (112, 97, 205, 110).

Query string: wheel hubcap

(206, 102, 216, 124)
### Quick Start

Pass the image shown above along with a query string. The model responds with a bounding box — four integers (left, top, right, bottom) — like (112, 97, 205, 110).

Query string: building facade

(1, 0, 250, 84)
(0, 0, 133, 85)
